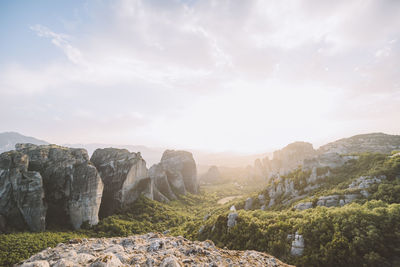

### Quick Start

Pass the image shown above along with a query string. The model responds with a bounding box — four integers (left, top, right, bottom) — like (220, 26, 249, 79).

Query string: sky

(0, 0, 399, 153)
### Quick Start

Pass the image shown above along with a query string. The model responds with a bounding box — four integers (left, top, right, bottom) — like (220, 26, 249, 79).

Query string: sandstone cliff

(91, 148, 150, 218)
(0, 144, 103, 231)
(150, 150, 198, 202)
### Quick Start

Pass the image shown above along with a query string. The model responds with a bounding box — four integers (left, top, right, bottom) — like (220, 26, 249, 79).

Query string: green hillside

(1, 152, 400, 266)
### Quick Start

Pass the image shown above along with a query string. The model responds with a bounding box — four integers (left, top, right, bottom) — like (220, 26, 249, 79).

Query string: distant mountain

(318, 132, 400, 154)
(0, 132, 48, 153)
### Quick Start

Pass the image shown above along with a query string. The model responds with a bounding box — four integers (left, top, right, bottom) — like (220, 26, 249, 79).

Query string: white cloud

(1, 0, 400, 151)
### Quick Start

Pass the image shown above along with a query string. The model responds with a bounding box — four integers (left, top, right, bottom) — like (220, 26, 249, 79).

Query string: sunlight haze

(1, 0, 399, 153)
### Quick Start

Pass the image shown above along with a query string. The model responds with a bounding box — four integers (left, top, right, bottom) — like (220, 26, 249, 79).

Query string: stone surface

(90, 148, 150, 217)
(150, 150, 198, 201)
(290, 232, 304, 256)
(294, 202, 313, 210)
(303, 153, 348, 170)
(227, 212, 238, 228)
(18, 233, 293, 267)
(0, 150, 46, 231)
(316, 195, 339, 207)
(0, 144, 104, 230)
(348, 175, 386, 190)
(244, 197, 253, 210)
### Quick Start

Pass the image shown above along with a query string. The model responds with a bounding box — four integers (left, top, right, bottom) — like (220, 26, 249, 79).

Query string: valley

(0, 133, 400, 266)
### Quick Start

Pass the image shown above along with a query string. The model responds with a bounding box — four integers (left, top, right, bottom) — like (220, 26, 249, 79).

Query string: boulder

(90, 148, 150, 217)
(244, 197, 253, 210)
(15, 144, 103, 229)
(150, 150, 198, 201)
(0, 151, 46, 231)
(227, 212, 238, 228)
(290, 232, 304, 256)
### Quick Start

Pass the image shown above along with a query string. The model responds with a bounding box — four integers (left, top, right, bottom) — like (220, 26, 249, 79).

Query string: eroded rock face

(150, 150, 198, 201)
(271, 142, 316, 175)
(18, 233, 293, 267)
(14, 144, 103, 230)
(0, 151, 46, 232)
(90, 148, 150, 218)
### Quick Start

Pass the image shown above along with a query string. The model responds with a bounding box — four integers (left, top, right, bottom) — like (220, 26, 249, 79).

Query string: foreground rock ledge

(18, 233, 293, 267)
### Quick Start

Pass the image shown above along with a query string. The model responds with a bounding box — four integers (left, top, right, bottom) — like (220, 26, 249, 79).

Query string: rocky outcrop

(319, 133, 400, 154)
(303, 153, 356, 170)
(0, 151, 46, 232)
(18, 233, 293, 267)
(199, 165, 221, 184)
(90, 148, 150, 217)
(150, 150, 198, 201)
(316, 195, 339, 207)
(244, 197, 253, 210)
(348, 175, 386, 190)
(227, 212, 238, 228)
(0, 144, 103, 230)
(289, 232, 304, 256)
(269, 142, 316, 175)
(294, 202, 313, 210)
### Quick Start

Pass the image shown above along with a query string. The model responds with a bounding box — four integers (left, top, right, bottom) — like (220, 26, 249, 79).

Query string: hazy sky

(1, 0, 399, 153)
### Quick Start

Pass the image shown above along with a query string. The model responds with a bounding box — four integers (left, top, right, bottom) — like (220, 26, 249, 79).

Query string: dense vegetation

(1, 152, 399, 266)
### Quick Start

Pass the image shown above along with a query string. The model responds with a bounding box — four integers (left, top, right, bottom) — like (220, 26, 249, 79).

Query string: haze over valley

(1, 1, 400, 267)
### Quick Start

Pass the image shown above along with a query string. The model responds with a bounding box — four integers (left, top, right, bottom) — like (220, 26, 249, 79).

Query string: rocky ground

(18, 233, 293, 267)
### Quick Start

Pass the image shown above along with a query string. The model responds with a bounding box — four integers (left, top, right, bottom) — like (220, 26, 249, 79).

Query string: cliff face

(150, 150, 198, 202)
(0, 151, 46, 232)
(91, 148, 151, 218)
(0, 144, 103, 231)
(0, 145, 200, 232)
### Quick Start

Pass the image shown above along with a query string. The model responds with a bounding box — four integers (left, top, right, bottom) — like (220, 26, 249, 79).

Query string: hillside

(1, 133, 400, 266)
(319, 132, 400, 154)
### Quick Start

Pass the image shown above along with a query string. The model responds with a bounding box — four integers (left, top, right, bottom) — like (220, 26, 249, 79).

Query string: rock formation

(90, 148, 150, 218)
(244, 197, 253, 210)
(0, 151, 46, 232)
(18, 233, 293, 267)
(199, 165, 221, 184)
(150, 150, 198, 202)
(319, 133, 400, 154)
(289, 232, 304, 256)
(0, 144, 103, 230)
